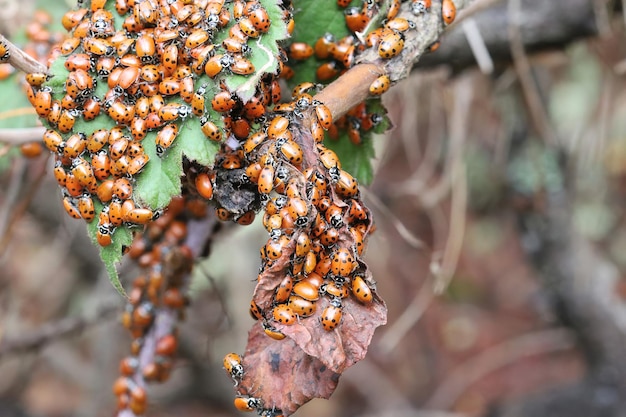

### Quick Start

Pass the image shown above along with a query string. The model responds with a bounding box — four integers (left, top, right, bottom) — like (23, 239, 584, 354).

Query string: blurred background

(2, 0, 626, 416)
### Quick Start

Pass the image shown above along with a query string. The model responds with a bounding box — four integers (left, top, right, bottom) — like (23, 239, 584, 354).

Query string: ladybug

(159, 77, 181, 96)
(315, 103, 333, 130)
(272, 304, 296, 325)
(267, 116, 290, 139)
(231, 57, 255, 75)
(265, 235, 290, 261)
(62, 196, 82, 220)
(162, 44, 179, 75)
(411, 0, 432, 14)
(97, 223, 113, 246)
(442, 0, 457, 24)
(223, 352, 244, 380)
(109, 136, 130, 161)
(292, 280, 320, 301)
(155, 334, 178, 357)
(275, 275, 294, 303)
(89, 151, 110, 181)
(334, 169, 359, 197)
(320, 299, 343, 331)
(83, 37, 115, 56)
(158, 103, 191, 122)
(325, 204, 345, 229)
(200, 117, 222, 142)
(195, 172, 214, 200)
(25, 72, 50, 87)
(243, 131, 267, 155)
(236, 211, 256, 226)
(378, 31, 405, 59)
(82, 97, 101, 121)
(135, 33, 155, 63)
(71, 159, 97, 192)
(385, 17, 416, 33)
(250, 299, 264, 321)
(310, 120, 325, 143)
(112, 178, 133, 200)
(288, 296, 316, 317)
(77, 194, 95, 222)
(258, 165, 275, 194)
(289, 42, 314, 60)
(352, 275, 373, 303)
(247, 3, 271, 32)
(185, 28, 210, 49)
(262, 321, 286, 340)
(369, 74, 390, 96)
(319, 227, 339, 246)
(319, 146, 342, 170)
(314, 33, 335, 59)
(61, 8, 88, 31)
(344, 6, 370, 33)
(387, 0, 401, 19)
(128, 154, 149, 176)
(43, 129, 63, 153)
(125, 208, 155, 225)
(276, 138, 303, 165)
(191, 92, 206, 117)
(107, 101, 135, 125)
(64, 173, 84, 198)
(331, 247, 356, 277)
(263, 213, 283, 234)
(211, 91, 236, 112)
(33, 87, 52, 118)
(294, 232, 311, 258)
(238, 17, 260, 37)
(320, 282, 349, 299)
(287, 197, 309, 227)
(156, 123, 179, 157)
(245, 162, 263, 184)
(223, 37, 251, 55)
(234, 397, 262, 412)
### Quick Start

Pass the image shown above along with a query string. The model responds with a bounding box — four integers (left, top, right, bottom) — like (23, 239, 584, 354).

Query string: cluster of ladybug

(10, 0, 461, 414)
(30, 0, 288, 247)
(114, 194, 211, 415)
(283, 0, 456, 146)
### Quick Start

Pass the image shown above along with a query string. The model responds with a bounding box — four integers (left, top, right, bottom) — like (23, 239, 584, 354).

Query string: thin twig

(361, 188, 427, 250)
(0, 33, 48, 74)
(445, 0, 504, 32)
(0, 154, 49, 256)
(461, 18, 494, 74)
(425, 328, 576, 409)
(508, 0, 558, 145)
(0, 300, 120, 356)
(0, 127, 45, 144)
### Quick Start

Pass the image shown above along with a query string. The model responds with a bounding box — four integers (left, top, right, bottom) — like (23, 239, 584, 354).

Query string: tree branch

(0, 33, 48, 74)
(417, 0, 599, 72)
(0, 300, 119, 356)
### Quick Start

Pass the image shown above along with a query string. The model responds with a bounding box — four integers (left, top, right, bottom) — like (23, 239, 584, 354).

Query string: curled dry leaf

(238, 324, 341, 416)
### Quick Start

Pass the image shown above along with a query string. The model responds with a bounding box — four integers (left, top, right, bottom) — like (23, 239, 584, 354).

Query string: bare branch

(0, 33, 48, 74)
(0, 127, 45, 144)
(0, 300, 120, 356)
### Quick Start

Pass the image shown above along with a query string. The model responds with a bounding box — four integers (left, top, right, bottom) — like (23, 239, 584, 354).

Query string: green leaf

(0, 73, 37, 129)
(224, 0, 289, 101)
(135, 116, 219, 209)
(326, 132, 376, 185)
(288, 0, 351, 87)
(324, 99, 390, 185)
(86, 201, 133, 297)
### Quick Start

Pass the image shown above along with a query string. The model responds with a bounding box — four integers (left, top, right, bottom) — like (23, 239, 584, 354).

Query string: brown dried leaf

(238, 324, 341, 416)
(275, 274, 386, 373)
